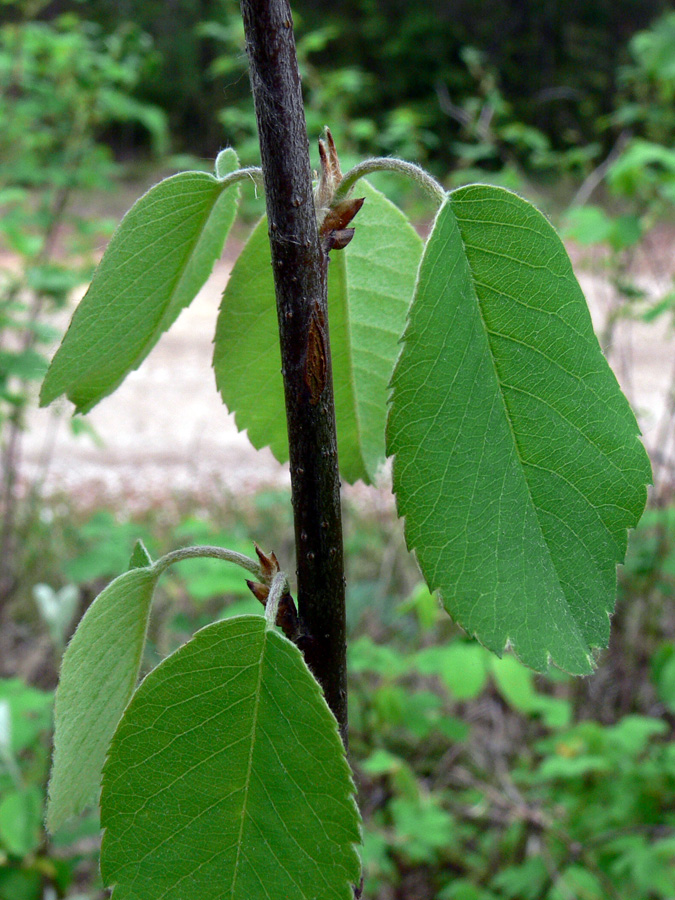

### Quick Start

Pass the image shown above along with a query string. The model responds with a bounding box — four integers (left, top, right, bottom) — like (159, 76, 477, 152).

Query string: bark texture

(240, 0, 348, 743)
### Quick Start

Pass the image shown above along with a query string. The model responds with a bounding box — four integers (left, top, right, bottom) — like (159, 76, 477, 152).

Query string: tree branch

(239, 0, 348, 744)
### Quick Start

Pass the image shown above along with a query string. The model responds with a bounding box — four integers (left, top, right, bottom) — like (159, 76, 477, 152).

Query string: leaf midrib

(229, 627, 266, 899)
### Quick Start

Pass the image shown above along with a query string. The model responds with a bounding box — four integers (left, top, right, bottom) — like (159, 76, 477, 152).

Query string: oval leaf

(101, 616, 361, 900)
(41, 151, 240, 413)
(213, 181, 422, 483)
(387, 185, 651, 673)
(46, 567, 158, 832)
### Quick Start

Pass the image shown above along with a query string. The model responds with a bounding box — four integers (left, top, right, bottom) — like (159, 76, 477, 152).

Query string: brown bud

(325, 128, 342, 182)
(254, 543, 280, 581)
(325, 228, 356, 251)
(276, 591, 301, 642)
(315, 127, 344, 210)
(246, 580, 301, 643)
(320, 197, 365, 236)
(246, 580, 269, 607)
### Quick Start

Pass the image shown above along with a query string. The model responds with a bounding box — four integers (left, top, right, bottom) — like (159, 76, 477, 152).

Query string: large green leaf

(387, 185, 651, 673)
(214, 181, 422, 483)
(46, 566, 158, 832)
(101, 616, 361, 900)
(41, 152, 240, 414)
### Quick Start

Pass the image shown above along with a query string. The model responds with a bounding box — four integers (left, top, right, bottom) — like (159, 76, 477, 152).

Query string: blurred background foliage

(1, 0, 675, 898)
(1, 493, 675, 900)
(3, 0, 674, 169)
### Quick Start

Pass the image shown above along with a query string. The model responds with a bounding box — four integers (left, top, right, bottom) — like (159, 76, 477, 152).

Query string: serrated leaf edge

(41, 169, 240, 414)
(99, 617, 362, 900)
(386, 187, 650, 674)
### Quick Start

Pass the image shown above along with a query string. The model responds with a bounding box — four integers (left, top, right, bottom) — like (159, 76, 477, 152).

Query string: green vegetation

(74, 0, 672, 167)
(1, 494, 674, 898)
(1, 2, 674, 899)
(34, 80, 650, 888)
(214, 180, 422, 483)
(0, 6, 166, 602)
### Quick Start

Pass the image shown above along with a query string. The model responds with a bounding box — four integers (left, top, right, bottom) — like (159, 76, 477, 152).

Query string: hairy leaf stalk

(239, 0, 348, 743)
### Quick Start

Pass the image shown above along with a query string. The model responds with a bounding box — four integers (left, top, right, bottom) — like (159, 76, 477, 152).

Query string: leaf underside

(47, 566, 157, 831)
(40, 151, 240, 414)
(213, 180, 422, 484)
(387, 185, 651, 673)
(101, 617, 361, 900)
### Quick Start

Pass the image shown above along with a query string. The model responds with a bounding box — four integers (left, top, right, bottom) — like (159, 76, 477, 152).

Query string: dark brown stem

(239, 0, 348, 744)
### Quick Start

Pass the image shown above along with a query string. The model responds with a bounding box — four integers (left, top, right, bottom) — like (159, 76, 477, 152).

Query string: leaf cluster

(0, 678, 101, 900)
(35, 86, 651, 900)
(350, 619, 675, 900)
(4, 487, 674, 899)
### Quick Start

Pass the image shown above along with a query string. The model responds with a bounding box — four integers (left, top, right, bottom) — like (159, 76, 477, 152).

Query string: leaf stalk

(152, 545, 263, 580)
(334, 157, 446, 205)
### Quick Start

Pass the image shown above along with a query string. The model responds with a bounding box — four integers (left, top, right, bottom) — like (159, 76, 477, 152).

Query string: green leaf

(360, 748, 405, 776)
(387, 185, 651, 673)
(640, 290, 675, 324)
(46, 567, 158, 832)
(562, 205, 614, 246)
(489, 656, 571, 728)
(439, 881, 500, 900)
(41, 154, 240, 414)
(389, 795, 455, 863)
(128, 539, 152, 569)
(0, 679, 52, 755)
(214, 181, 422, 484)
(0, 869, 42, 900)
(348, 635, 409, 678)
(0, 348, 48, 381)
(101, 616, 361, 900)
(413, 643, 489, 699)
(606, 714, 668, 755)
(215, 148, 240, 179)
(548, 866, 603, 900)
(0, 786, 43, 857)
(490, 857, 549, 900)
(653, 646, 675, 712)
(178, 555, 254, 601)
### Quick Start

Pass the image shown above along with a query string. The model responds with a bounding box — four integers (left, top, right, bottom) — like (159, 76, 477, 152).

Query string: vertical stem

(239, 0, 348, 744)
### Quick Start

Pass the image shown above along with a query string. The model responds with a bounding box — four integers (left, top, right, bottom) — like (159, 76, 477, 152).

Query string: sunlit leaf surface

(387, 185, 651, 672)
(101, 616, 361, 900)
(214, 181, 422, 483)
(47, 567, 157, 831)
(41, 151, 240, 413)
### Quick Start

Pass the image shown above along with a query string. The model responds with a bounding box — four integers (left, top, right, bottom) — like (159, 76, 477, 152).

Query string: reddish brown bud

(325, 228, 356, 251)
(318, 137, 328, 168)
(320, 197, 365, 235)
(254, 543, 280, 581)
(246, 580, 269, 606)
(276, 592, 301, 642)
(325, 127, 342, 181)
(246, 580, 301, 643)
(315, 127, 344, 210)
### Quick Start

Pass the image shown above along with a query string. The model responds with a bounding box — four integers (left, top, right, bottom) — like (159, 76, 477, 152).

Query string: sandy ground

(21, 257, 293, 507)
(19, 243, 675, 508)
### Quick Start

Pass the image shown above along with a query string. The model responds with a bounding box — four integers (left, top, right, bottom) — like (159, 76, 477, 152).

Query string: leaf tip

(38, 376, 58, 409)
(215, 146, 240, 180)
(128, 540, 153, 570)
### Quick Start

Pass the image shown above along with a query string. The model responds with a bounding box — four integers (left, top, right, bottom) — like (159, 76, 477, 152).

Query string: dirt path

(22, 258, 291, 507)
(21, 245, 675, 508)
